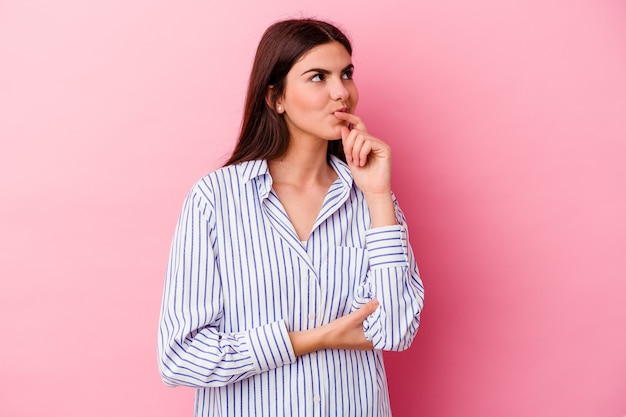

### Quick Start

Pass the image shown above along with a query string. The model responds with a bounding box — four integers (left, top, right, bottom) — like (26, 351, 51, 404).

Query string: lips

(333, 107, 348, 113)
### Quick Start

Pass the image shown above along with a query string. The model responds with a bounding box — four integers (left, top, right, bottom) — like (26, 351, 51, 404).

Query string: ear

(265, 86, 284, 113)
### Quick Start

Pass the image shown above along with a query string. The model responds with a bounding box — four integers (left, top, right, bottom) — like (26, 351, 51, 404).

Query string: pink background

(1, 0, 625, 416)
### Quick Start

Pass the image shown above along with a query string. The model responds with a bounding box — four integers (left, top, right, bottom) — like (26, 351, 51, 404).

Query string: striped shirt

(158, 155, 424, 417)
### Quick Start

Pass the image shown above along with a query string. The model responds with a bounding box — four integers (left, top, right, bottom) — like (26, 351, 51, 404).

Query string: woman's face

(277, 41, 359, 143)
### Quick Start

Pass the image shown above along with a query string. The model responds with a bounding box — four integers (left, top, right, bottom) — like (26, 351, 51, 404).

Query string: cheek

(350, 86, 359, 108)
(287, 89, 325, 115)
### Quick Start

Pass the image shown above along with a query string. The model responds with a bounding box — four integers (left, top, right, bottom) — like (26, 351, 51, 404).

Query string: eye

(311, 73, 325, 82)
(342, 69, 354, 80)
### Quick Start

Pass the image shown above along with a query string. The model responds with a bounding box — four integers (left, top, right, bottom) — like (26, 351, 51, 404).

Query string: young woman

(158, 18, 424, 417)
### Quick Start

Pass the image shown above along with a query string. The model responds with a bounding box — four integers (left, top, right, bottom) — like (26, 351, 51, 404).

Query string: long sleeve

(352, 194, 425, 351)
(157, 186, 296, 388)
(157, 160, 407, 416)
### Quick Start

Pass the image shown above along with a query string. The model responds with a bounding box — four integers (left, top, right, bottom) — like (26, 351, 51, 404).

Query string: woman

(158, 18, 424, 417)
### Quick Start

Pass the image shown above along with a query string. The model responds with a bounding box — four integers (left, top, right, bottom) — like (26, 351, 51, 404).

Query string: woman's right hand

(289, 299, 379, 356)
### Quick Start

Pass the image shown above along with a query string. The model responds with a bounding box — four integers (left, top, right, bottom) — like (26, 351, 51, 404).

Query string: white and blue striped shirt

(158, 156, 424, 417)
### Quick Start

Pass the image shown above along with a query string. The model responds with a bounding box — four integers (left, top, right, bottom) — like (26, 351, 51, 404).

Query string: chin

(324, 135, 342, 142)
(326, 127, 343, 141)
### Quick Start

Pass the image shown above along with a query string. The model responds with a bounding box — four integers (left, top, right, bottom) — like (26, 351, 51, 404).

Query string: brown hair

(224, 18, 352, 166)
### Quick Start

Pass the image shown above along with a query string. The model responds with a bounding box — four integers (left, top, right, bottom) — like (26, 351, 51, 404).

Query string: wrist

(364, 192, 396, 228)
(288, 327, 328, 356)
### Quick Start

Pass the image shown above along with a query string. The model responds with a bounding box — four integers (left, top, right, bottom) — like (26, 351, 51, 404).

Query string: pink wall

(1, 1, 624, 416)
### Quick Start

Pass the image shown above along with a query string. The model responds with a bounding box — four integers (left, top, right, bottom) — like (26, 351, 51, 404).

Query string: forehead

(291, 42, 352, 70)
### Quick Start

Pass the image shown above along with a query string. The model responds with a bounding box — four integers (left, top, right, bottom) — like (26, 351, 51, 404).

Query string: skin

(268, 41, 397, 355)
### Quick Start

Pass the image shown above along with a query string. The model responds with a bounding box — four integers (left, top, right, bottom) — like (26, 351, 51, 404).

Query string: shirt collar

(235, 155, 354, 188)
(237, 159, 270, 184)
(328, 155, 354, 189)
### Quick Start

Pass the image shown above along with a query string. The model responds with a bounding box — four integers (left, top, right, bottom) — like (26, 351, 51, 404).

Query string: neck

(268, 141, 335, 186)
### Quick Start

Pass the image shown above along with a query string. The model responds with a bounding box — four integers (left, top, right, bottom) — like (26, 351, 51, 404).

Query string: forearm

(158, 319, 296, 388)
(364, 265, 423, 351)
(363, 191, 397, 228)
(288, 299, 379, 356)
(288, 328, 327, 356)
(357, 224, 425, 351)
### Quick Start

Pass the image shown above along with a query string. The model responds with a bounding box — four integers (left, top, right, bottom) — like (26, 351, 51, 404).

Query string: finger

(358, 141, 373, 167)
(334, 111, 367, 132)
(350, 133, 367, 167)
(352, 298, 379, 321)
(341, 126, 354, 163)
(334, 111, 365, 131)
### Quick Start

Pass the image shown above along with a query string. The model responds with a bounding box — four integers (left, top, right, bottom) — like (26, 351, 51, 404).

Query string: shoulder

(192, 164, 239, 189)
(186, 160, 267, 205)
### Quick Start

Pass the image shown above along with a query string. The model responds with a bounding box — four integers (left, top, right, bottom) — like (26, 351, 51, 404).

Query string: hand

(334, 111, 392, 195)
(321, 298, 379, 351)
(289, 299, 379, 356)
(334, 111, 397, 227)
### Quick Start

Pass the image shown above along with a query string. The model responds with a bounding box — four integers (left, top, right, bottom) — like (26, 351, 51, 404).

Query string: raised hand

(334, 111, 397, 228)
(334, 111, 392, 196)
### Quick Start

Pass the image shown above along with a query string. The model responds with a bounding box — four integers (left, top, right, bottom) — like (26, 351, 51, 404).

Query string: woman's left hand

(334, 111, 392, 196)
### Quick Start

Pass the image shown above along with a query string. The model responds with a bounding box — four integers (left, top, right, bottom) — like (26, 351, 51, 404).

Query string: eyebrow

(300, 64, 354, 76)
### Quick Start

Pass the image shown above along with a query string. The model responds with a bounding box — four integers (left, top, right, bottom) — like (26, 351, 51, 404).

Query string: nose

(330, 79, 349, 101)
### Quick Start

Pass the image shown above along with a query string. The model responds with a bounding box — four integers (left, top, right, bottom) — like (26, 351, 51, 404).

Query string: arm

(355, 197, 425, 351)
(288, 299, 380, 355)
(337, 111, 425, 351)
(157, 186, 296, 388)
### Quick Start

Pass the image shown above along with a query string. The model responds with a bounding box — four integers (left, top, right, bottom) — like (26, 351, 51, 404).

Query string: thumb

(354, 298, 379, 320)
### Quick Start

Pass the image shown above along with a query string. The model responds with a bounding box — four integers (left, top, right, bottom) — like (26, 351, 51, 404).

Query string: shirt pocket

(320, 246, 369, 320)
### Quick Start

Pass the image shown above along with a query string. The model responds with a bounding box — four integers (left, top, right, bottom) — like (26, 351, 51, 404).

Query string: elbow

(385, 343, 412, 353)
(160, 372, 181, 388)
(158, 354, 218, 388)
(368, 315, 421, 352)
(158, 348, 217, 388)
(371, 330, 417, 352)
(158, 342, 251, 389)
(158, 353, 191, 387)
(158, 337, 186, 387)
(157, 342, 205, 388)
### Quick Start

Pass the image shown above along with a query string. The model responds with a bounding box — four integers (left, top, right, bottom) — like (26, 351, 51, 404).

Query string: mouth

(333, 106, 348, 114)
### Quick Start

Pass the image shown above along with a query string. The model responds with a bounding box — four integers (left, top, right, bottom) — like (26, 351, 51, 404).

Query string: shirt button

(309, 313, 315, 320)
(313, 395, 321, 402)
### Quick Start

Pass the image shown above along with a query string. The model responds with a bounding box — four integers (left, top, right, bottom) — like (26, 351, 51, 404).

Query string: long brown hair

(225, 18, 352, 166)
